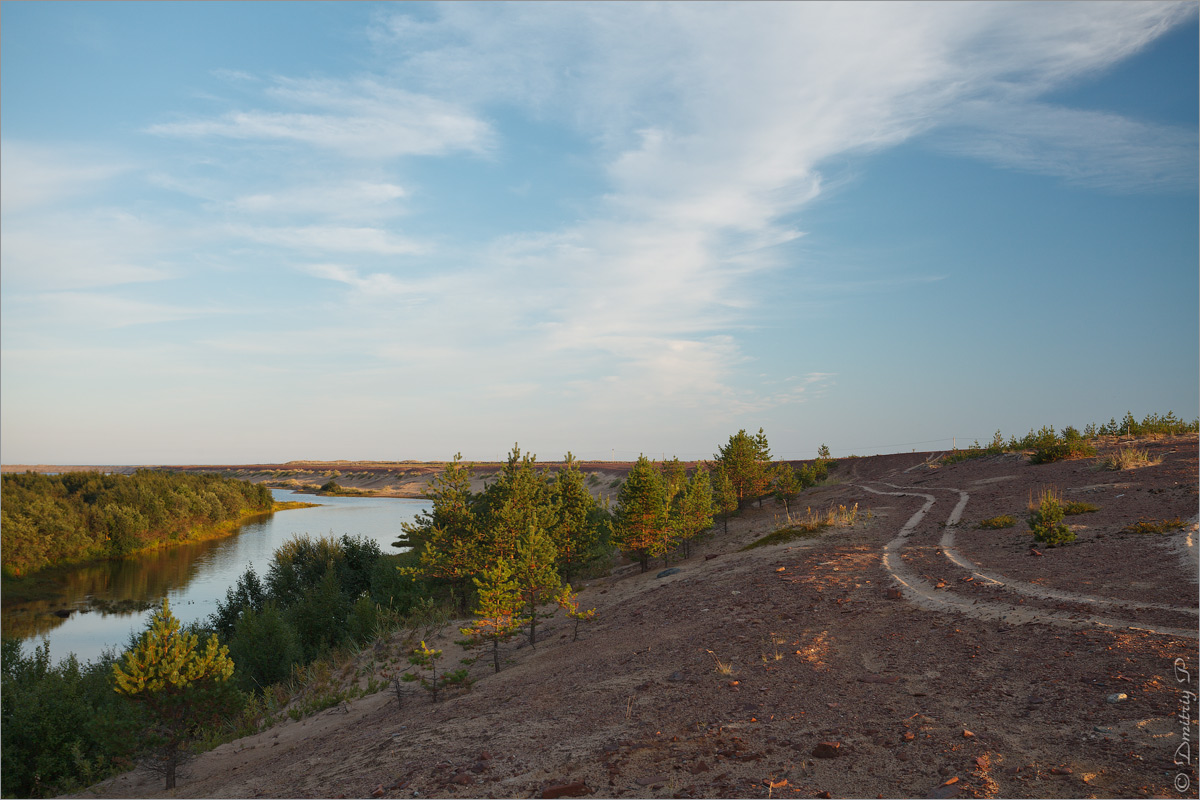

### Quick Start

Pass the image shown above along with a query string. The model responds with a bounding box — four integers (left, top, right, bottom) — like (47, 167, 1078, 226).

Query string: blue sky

(2, 1, 1197, 465)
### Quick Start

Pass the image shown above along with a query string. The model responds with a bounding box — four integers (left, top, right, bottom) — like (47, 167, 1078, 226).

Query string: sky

(2, 1, 1197, 465)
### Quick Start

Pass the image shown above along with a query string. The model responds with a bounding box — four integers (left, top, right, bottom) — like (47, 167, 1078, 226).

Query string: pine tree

(402, 641, 468, 703)
(112, 599, 236, 790)
(511, 525, 561, 648)
(459, 560, 525, 673)
(674, 465, 715, 558)
(772, 462, 802, 521)
(555, 584, 596, 641)
(715, 429, 773, 509)
(614, 455, 668, 572)
(547, 452, 603, 581)
(711, 463, 739, 535)
(483, 445, 554, 565)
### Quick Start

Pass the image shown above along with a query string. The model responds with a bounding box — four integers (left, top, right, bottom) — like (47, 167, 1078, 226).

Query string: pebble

(541, 781, 591, 798)
(812, 742, 842, 759)
(1106, 693, 1128, 703)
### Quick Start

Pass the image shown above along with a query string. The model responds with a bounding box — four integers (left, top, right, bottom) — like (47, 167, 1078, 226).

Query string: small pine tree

(111, 599, 236, 790)
(512, 525, 561, 648)
(555, 584, 596, 642)
(711, 463, 738, 535)
(459, 560, 525, 673)
(771, 462, 802, 522)
(401, 641, 468, 703)
(674, 465, 715, 558)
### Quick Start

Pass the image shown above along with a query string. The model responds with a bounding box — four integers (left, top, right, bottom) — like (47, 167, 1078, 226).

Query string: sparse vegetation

(1063, 500, 1099, 515)
(1100, 447, 1162, 471)
(1028, 488, 1074, 546)
(978, 515, 1016, 529)
(742, 503, 860, 550)
(1121, 518, 1187, 535)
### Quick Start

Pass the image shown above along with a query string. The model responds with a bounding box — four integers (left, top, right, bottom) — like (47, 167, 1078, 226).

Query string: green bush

(227, 603, 302, 692)
(1029, 439, 1096, 464)
(1, 639, 145, 798)
(1028, 488, 1075, 546)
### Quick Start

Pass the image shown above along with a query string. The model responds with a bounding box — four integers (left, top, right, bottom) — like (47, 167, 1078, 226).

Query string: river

(1, 489, 431, 665)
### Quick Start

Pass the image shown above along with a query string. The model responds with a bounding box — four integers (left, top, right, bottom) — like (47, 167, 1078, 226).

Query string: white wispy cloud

(932, 101, 1198, 192)
(148, 77, 494, 159)
(229, 181, 408, 219)
(0, 140, 130, 213)
(227, 223, 426, 255)
(0, 208, 174, 290)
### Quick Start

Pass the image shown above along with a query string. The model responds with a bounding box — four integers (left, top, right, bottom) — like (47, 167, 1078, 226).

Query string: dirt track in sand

(78, 436, 1199, 799)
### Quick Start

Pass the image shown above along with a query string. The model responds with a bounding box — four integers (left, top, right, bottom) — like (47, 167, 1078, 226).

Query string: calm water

(1, 489, 430, 664)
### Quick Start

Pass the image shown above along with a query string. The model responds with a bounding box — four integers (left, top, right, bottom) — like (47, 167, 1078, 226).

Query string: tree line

(1, 471, 274, 577)
(2, 429, 838, 797)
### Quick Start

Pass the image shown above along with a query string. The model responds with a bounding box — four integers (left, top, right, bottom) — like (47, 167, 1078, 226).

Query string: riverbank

(80, 436, 1199, 799)
(1, 501, 316, 606)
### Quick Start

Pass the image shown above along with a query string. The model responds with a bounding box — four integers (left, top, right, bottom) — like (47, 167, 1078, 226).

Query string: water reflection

(1, 490, 429, 663)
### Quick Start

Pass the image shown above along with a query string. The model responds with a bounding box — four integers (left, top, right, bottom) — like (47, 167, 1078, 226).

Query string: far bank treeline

(0, 471, 274, 577)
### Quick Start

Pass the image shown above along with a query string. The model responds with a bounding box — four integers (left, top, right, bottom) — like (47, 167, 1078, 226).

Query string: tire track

(856, 482, 1199, 638)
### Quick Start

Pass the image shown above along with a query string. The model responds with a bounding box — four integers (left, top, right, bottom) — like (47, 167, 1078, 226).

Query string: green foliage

(1, 639, 144, 798)
(112, 600, 237, 790)
(547, 453, 608, 581)
(1121, 518, 1187, 535)
(672, 465, 715, 559)
(978, 515, 1017, 529)
(227, 603, 301, 692)
(458, 560, 525, 673)
(511, 525, 562, 647)
(401, 641, 469, 703)
(1027, 488, 1075, 546)
(555, 584, 596, 642)
(714, 429, 773, 509)
(613, 455, 669, 572)
(711, 463, 739, 535)
(1063, 501, 1099, 515)
(1, 470, 273, 576)
(1029, 438, 1096, 464)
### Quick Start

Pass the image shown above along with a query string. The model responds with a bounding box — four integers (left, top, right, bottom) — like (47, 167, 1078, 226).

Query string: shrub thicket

(1, 471, 273, 577)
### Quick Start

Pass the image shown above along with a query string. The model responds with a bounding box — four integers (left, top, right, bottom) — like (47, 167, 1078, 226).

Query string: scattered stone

(541, 781, 591, 798)
(928, 779, 960, 798)
(705, 554, 719, 560)
(886, 588, 904, 600)
(897, 751, 909, 762)
(657, 568, 682, 578)
(451, 773, 474, 786)
(812, 742, 842, 759)
(690, 761, 710, 774)
(371, 786, 384, 798)
(668, 671, 684, 682)
(1106, 693, 1128, 704)
(963, 730, 975, 738)
(636, 774, 671, 786)
(860, 674, 899, 685)
(1050, 767, 1074, 776)
(479, 751, 492, 760)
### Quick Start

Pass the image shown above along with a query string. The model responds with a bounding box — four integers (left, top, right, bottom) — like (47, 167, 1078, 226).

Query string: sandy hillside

(77, 437, 1198, 799)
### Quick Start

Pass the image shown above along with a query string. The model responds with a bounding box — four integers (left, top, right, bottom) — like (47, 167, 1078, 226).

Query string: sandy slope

(76, 437, 1199, 799)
